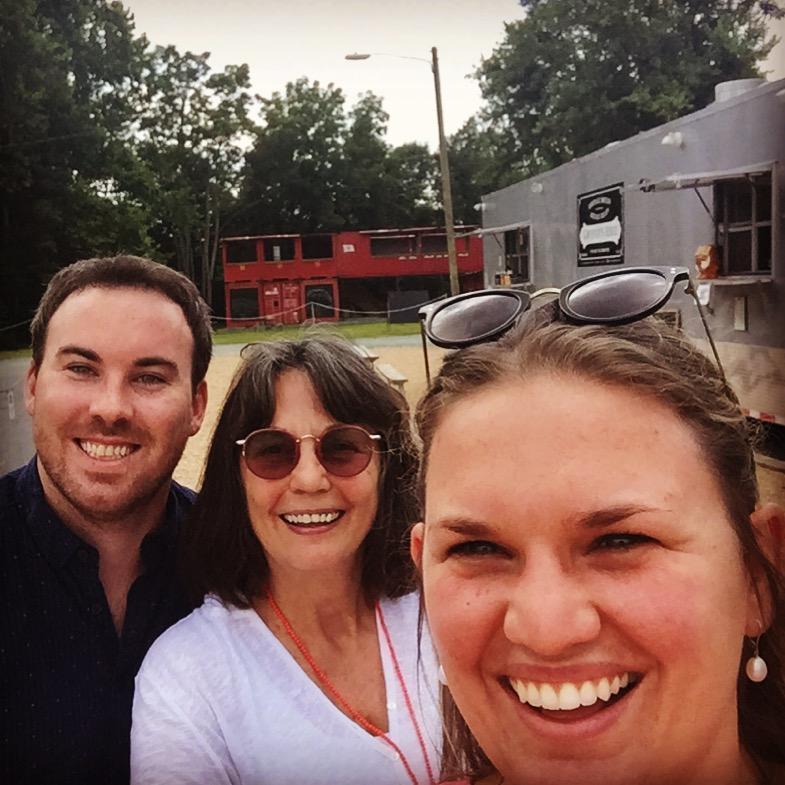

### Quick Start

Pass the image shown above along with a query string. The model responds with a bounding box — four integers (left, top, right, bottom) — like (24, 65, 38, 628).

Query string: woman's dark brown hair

(416, 316, 785, 782)
(181, 334, 420, 608)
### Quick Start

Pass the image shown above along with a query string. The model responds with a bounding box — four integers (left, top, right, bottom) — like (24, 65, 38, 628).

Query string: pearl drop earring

(745, 633, 768, 683)
(438, 664, 448, 686)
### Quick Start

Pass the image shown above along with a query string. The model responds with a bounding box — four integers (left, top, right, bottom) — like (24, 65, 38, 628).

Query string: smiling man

(0, 256, 211, 785)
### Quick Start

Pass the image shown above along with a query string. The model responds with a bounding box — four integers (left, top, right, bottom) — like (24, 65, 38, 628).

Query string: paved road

(0, 358, 33, 475)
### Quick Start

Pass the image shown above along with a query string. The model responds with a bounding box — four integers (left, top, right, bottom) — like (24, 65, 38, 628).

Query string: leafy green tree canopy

(476, 0, 783, 173)
(240, 78, 348, 234)
(0, 0, 148, 344)
(447, 116, 523, 224)
(237, 78, 438, 234)
(130, 45, 254, 302)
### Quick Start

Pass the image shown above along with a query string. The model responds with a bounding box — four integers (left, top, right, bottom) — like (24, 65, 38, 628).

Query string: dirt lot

(759, 460, 785, 508)
(174, 345, 785, 508)
(173, 345, 445, 489)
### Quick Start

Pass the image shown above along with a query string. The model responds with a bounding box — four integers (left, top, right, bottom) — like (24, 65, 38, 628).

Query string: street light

(345, 48, 460, 296)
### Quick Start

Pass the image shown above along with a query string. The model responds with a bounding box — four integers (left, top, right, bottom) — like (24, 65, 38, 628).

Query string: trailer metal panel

(481, 79, 785, 423)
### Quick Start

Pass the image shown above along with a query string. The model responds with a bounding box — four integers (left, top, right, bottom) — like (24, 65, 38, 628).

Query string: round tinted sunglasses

(236, 424, 381, 480)
(418, 266, 724, 384)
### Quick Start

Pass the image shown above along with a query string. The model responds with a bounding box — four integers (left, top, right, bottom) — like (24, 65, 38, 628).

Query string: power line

(0, 131, 96, 150)
(0, 319, 32, 333)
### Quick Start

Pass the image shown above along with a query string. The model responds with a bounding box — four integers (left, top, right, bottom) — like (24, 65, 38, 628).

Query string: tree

(340, 92, 392, 228)
(341, 93, 439, 228)
(476, 0, 784, 173)
(447, 117, 521, 225)
(0, 0, 150, 345)
(382, 143, 439, 228)
(239, 78, 348, 235)
(236, 81, 439, 234)
(128, 45, 254, 304)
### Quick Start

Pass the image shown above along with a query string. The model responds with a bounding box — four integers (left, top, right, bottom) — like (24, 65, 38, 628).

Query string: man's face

(25, 286, 207, 525)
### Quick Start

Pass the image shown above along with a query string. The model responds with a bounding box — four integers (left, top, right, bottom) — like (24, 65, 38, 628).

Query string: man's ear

(410, 522, 425, 571)
(746, 503, 785, 633)
(24, 362, 39, 417)
(189, 380, 208, 435)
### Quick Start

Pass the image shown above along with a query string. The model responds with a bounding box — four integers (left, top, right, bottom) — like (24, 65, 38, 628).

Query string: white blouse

(131, 591, 441, 785)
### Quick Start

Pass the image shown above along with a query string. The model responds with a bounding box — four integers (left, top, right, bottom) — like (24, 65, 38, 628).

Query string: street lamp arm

(430, 46, 459, 296)
(344, 52, 432, 67)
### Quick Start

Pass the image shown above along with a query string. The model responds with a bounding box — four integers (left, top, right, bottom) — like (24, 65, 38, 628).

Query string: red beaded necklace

(266, 589, 436, 785)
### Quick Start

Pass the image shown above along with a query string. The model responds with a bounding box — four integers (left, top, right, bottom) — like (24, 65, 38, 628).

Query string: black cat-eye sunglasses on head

(417, 266, 724, 386)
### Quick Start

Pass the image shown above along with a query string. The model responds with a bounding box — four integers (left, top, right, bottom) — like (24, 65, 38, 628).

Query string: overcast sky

(122, 0, 527, 149)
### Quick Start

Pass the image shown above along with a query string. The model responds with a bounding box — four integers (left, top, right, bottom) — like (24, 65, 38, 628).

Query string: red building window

(370, 235, 415, 257)
(226, 240, 257, 264)
(229, 288, 259, 319)
(302, 235, 334, 260)
(263, 238, 296, 262)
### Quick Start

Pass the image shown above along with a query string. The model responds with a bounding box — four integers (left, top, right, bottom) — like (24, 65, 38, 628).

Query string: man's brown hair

(30, 255, 212, 390)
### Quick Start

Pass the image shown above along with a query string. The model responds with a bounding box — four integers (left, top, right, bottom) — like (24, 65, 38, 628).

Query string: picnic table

(375, 362, 408, 394)
(353, 344, 379, 365)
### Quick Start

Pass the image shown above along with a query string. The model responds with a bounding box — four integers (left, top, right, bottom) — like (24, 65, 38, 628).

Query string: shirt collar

(17, 458, 189, 570)
(18, 458, 85, 568)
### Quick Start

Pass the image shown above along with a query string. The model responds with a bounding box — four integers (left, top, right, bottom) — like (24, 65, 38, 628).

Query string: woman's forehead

(430, 374, 693, 451)
(424, 375, 722, 525)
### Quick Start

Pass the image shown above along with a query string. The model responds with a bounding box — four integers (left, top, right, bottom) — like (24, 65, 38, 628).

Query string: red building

(221, 226, 484, 327)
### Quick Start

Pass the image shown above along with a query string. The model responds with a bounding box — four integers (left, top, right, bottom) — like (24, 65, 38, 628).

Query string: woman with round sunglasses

(411, 282, 785, 785)
(130, 336, 440, 785)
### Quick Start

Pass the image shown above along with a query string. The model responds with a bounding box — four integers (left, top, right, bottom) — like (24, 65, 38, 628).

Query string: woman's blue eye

(592, 533, 653, 551)
(448, 540, 504, 558)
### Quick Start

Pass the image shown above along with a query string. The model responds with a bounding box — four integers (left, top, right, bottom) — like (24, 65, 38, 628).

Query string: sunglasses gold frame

(236, 424, 382, 479)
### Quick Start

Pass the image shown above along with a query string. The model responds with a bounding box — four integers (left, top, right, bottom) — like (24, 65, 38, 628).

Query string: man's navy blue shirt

(0, 459, 195, 785)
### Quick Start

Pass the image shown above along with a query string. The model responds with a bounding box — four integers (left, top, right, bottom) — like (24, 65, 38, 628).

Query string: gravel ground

(173, 345, 785, 508)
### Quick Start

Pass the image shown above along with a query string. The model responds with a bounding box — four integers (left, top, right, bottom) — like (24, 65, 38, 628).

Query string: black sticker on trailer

(577, 183, 624, 266)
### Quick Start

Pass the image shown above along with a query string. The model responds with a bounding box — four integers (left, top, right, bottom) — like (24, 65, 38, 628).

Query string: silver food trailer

(478, 78, 785, 434)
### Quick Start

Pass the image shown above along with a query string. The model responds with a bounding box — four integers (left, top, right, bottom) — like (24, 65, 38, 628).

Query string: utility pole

(346, 47, 460, 296)
(431, 47, 459, 296)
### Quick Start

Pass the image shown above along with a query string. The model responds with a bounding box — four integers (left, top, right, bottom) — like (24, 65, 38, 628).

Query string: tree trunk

(200, 188, 212, 304)
(205, 204, 221, 309)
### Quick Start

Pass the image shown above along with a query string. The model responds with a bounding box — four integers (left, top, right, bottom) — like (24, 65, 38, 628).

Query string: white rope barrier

(1, 291, 448, 332)
(216, 293, 448, 322)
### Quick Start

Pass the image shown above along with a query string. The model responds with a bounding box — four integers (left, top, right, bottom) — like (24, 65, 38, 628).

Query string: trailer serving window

(715, 175, 772, 274)
(504, 226, 531, 283)
(639, 161, 775, 276)
(461, 220, 532, 285)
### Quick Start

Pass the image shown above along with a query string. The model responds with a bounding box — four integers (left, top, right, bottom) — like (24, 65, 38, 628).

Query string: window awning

(457, 220, 528, 238)
(639, 161, 775, 192)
